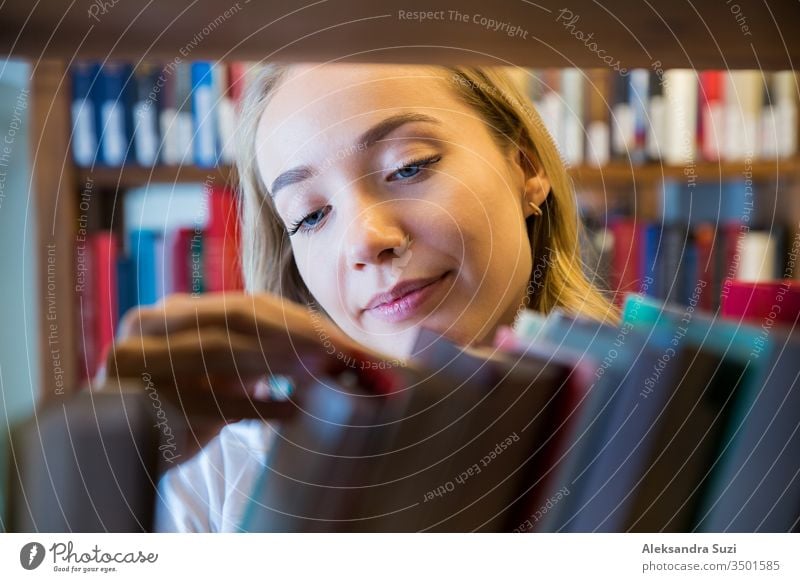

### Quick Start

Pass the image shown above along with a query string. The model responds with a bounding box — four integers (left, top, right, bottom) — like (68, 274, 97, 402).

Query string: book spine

(75, 234, 97, 383)
(129, 230, 158, 307)
(69, 62, 99, 167)
(629, 69, 649, 164)
(610, 71, 634, 160)
(92, 233, 118, 377)
(663, 69, 698, 165)
(585, 68, 610, 167)
(132, 64, 161, 166)
(191, 61, 219, 168)
(560, 68, 584, 165)
(97, 63, 132, 167)
(699, 70, 724, 162)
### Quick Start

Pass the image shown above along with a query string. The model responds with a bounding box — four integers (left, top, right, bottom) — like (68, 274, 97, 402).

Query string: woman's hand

(100, 292, 377, 463)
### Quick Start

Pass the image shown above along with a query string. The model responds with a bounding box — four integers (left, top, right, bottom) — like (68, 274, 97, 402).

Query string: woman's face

(256, 64, 540, 359)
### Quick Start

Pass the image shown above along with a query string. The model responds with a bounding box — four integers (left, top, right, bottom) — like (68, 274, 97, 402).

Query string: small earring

(528, 201, 543, 217)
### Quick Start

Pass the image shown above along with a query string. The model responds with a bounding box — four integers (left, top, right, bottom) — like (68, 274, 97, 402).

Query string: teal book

(696, 323, 800, 532)
(621, 294, 767, 530)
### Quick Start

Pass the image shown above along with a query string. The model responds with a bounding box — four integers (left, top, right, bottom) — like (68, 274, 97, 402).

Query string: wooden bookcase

(4, 0, 800, 401)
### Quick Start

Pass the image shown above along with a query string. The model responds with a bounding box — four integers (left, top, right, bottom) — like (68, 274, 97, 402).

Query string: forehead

(255, 64, 471, 177)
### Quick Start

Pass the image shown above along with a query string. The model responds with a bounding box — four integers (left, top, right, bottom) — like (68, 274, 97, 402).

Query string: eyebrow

(268, 112, 441, 197)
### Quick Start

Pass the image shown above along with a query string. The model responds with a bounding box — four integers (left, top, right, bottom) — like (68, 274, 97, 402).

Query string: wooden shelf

(74, 159, 800, 190)
(570, 159, 800, 185)
(3, 0, 800, 69)
(76, 165, 237, 190)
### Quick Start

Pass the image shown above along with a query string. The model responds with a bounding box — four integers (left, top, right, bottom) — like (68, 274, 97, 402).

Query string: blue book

(640, 223, 662, 299)
(132, 63, 162, 166)
(697, 324, 800, 532)
(190, 61, 219, 167)
(115, 255, 135, 327)
(566, 322, 678, 532)
(629, 69, 649, 164)
(96, 62, 134, 166)
(129, 230, 158, 307)
(519, 314, 645, 532)
(69, 62, 100, 167)
(619, 299, 746, 531)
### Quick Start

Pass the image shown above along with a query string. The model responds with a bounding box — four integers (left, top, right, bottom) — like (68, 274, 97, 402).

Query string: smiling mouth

(364, 271, 451, 323)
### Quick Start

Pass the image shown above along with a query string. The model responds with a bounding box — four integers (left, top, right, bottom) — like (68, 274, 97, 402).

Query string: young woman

(108, 63, 619, 531)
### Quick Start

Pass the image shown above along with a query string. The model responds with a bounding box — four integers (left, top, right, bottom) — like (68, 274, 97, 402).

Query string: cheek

(291, 240, 336, 304)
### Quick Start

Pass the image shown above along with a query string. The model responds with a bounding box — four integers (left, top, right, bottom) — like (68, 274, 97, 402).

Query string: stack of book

(586, 218, 787, 309)
(74, 184, 243, 382)
(69, 60, 261, 168)
(523, 68, 799, 166)
(240, 289, 800, 532)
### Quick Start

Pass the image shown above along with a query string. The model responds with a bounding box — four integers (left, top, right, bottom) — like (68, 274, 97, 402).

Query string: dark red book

(92, 232, 118, 377)
(694, 222, 716, 311)
(610, 218, 642, 305)
(719, 221, 746, 300)
(169, 227, 197, 294)
(74, 238, 97, 383)
(721, 279, 800, 324)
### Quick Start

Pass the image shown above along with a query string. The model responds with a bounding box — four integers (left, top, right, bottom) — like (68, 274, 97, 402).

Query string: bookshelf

(77, 159, 800, 190)
(7, 1, 800, 401)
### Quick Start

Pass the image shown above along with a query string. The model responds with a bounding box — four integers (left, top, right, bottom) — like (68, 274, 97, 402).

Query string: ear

(510, 146, 551, 218)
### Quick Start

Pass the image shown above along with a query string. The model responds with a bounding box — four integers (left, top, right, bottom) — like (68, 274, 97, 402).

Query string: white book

(663, 69, 698, 165)
(586, 121, 610, 167)
(538, 91, 564, 162)
(723, 70, 762, 161)
(133, 100, 159, 166)
(159, 108, 181, 165)
(773, 71, 798, 158)
(646, 94, 666, 160)
(560, 68, 584, 165)
(611, 102, 635, 158)
(759, 103, 779, 159)
(737, 231, 777, 281)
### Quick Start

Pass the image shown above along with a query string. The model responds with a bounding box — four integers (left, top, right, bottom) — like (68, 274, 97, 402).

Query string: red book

(92, 232, 118, 377)
(699, 71, 724, 161)
(227, 62, 250, 109)
(610, 218, 642, 306)
(693, 222, 716, 311)
(169, 227, 197, 294)
(721, 280, 800, 324)
(203, 185, 244, 293)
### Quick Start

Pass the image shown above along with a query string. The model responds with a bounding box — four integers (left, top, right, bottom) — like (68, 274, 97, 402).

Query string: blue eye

(288, 206, 330, 236)
(389, 154, 441, 182)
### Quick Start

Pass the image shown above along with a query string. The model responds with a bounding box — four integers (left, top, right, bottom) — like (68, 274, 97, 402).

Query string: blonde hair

(236, 64, 620, 327)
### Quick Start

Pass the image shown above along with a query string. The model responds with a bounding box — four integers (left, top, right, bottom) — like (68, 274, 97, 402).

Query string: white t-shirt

(154, 419, 276, 532)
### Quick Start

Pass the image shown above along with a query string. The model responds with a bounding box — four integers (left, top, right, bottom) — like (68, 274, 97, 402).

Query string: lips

(363, 272, 450, 323)
(364, 273, 446, 310)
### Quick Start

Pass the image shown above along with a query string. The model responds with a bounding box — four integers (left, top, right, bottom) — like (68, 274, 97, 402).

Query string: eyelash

(387, 153, 442, 182)
(287, 154, 442, 236)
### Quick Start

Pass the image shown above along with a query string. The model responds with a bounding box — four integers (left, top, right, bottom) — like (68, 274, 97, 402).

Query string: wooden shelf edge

(73, 159, 799, 190)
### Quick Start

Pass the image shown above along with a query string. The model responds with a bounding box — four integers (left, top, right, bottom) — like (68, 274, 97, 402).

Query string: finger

(127, 294, 327, 347)
(108, 327, 276, 380)
(109, 325, 341, 384)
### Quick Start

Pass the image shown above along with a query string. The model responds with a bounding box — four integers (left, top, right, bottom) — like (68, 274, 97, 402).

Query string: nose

(344, 199, 409, 271)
